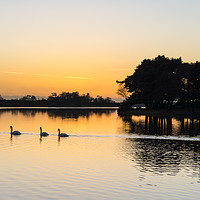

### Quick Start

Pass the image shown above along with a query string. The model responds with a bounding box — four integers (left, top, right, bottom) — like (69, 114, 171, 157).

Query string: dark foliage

(117, 55, 200, 109)
(47, 92, 116, 106)
(0, 92, 118, 107)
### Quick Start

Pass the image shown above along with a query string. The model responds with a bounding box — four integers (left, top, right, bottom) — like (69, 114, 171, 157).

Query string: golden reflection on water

(1, 109, 200, 199)
(0, 109, 119, 135)
(0, 109, 127, 175)
(1, 132, 138, 199)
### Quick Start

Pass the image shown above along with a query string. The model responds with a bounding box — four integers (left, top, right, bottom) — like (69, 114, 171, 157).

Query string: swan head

(10, 126, 13, 134)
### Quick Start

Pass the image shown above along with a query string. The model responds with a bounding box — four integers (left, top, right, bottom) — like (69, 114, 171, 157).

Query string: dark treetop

(117, 55, 200, 110)
(0, 92, 118, 107)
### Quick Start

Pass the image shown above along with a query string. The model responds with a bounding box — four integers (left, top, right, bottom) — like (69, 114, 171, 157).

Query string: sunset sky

(1, 0, 200, 100)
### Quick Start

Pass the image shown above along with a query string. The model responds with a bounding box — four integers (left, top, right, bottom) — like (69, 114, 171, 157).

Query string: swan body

(40, 127, 49, 137)
(58, 129, 69, 137)
(10, 126, 21, 135)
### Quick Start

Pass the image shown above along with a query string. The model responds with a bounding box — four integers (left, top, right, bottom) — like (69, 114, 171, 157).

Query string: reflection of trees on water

(120, 114, 200, 136)
(125, 138, 200, 177)
(46, 109, 115, 119)
(0, 109, 116, 119)
(120, 114, 200, 176)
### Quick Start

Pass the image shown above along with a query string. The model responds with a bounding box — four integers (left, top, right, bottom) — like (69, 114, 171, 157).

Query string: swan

(58, 128, 69, 137)
(10, 126, 21, 135)
(40, 127, 49, 137)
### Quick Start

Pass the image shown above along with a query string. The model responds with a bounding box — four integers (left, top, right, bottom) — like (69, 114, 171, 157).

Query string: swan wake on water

(3, 129, 200, 142)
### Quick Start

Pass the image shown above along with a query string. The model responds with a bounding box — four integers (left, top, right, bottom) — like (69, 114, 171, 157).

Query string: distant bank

(0, 92, 120, 107)
(0, 106, 119, 110)
(0, 100, 119, 108)
(118, 108, 200, 118)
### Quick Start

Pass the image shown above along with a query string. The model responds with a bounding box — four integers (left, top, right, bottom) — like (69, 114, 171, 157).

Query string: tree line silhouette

(0, 92, 118, 107)
(117, 55, 200, 110)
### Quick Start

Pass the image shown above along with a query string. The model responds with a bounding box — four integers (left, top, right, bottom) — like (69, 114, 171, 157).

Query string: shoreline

(0, 106, 119, 110)
(118, 109, 200, 118)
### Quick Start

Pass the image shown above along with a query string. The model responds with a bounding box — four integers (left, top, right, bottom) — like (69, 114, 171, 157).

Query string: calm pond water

(0, 108, 200, 200)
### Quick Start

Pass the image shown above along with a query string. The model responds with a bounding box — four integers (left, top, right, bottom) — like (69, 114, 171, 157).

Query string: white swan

(58, 128, 69, 137)
(40, 127, 49, 137)
(10, 126, 21, 135)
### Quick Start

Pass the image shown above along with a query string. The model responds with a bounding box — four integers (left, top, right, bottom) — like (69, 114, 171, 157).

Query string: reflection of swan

(58, 128, 69, 137)
(10, 126, 21, 135)
(40, 127, 49, 137)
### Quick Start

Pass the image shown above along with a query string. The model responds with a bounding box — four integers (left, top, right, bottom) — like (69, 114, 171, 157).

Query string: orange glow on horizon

(1, 1, 200, 99)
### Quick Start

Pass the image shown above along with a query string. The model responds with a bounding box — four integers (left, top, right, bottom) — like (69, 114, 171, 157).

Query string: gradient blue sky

(1, 0, 200, 99)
